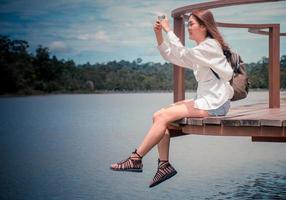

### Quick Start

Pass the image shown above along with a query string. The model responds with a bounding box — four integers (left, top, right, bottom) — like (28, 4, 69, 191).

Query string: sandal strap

(157, 158, 168, 165)
(158, 158, 168, 163)
(150, 161, 177, 186)
(118, 157, 130, 165)
(131, 149, 143, 159)
(117, 157, 142, 169)
(157, 158, 170, 168)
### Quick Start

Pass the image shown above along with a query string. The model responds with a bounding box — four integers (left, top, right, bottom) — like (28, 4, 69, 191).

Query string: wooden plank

(223, 109, 285, 127)
(227, 110, 285, 119)
(170, 118, 188, 126)
(177, 118, 188, 125)
(191, 103, 275, 126)
(182, 125, 284, 137)
(203, 107, 274, 126)
(219, 106, 285, 126)
(170, 102, 286, 128)
(182, 125, 261, 136)
(260, 113, 286, 126)
(203, 116, 226, 125)
(222, 119, 261, 126)
(205, 109, 279, 123)
(226, 111, 282, 119)
(228, 105, 279, 115)
(252, 136, 286, 142)
(183, 125, 220, 135)
(187, 118, 204, 126)
(187, 103, 269, 126)
(260, 119, 283, 127)
(229, 103, 266, 112)
(174, 108, 285, 127)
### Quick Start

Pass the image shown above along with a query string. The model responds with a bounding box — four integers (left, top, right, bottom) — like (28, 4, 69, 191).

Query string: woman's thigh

(159, 99, 209, 123)
(159, 99, 191, 111)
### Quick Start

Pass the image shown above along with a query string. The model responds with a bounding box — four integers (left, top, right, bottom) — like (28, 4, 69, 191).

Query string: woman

(110, 9, 234, 188)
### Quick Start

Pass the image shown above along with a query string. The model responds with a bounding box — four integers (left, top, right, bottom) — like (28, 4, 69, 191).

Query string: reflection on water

(0, 91, 285, 200)
(233, 172, 286, 199)
(210, 170, 286, 200)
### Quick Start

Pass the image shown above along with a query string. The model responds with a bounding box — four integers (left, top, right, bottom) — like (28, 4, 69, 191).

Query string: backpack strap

(231, 52, 241, 73)
(210, 68, 220, 80)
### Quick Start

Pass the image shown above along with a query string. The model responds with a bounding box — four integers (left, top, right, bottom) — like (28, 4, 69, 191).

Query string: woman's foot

(149, 159, 177, 188)
(110, 149, 143, 172)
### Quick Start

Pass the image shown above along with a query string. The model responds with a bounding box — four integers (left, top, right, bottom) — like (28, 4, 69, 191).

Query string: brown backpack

(211, 50, 250, 101)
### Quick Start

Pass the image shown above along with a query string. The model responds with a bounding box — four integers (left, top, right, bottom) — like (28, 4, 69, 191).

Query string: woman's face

(187, 15, 206, 41)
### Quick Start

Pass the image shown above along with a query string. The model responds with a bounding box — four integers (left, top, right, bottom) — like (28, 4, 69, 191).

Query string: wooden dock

(168, 0, 286, 142)
(168, 100, 286, 142)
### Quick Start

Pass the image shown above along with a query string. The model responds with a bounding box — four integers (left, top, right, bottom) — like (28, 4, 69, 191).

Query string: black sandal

(110, 149, 143, 172)
(149, 159, 177, 188)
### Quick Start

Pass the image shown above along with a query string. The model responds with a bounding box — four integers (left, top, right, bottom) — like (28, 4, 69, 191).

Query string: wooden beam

(217, 22, 277, 29)
(269, 24, 280, 108)
(248, 28, 286, 36)
(171, 0, 283, 17)
(182, 125, 284, 137)
(173, 17, 185, 103)
(252, 136, 286, 142)
(216, 23, 283, 109)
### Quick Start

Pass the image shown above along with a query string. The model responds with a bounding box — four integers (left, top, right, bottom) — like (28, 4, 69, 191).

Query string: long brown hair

(191, 9, 231, 56)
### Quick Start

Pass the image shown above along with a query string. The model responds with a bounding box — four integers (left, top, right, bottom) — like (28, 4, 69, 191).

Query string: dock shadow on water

(0, 91, 285, 200)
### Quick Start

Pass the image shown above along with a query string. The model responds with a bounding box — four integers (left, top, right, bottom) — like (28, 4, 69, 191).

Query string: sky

(0, 0, 286, 65)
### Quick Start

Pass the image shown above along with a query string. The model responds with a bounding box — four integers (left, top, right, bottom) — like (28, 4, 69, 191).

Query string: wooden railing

(170, 0, 286, 108)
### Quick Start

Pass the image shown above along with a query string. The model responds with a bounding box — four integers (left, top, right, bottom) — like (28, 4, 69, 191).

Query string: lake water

(0, 91, 286, 200)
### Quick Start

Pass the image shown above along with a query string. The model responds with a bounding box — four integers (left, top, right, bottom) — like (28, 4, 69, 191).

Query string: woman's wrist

(155, 32, 163, 46)
(164, 27, 171, 33)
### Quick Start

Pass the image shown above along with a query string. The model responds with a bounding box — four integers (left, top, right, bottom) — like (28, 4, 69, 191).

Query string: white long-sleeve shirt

(157, 31, 234, 110)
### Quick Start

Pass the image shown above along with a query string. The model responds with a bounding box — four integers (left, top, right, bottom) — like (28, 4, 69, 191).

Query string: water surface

(0, 91, 285, 200)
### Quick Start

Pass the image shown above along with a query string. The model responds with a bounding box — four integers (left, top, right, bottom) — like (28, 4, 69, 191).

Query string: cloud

(0, 0, 285, 64)
(78, 31, 109, 42)
(214, 1, 286, 22)
(49, 41, 69, 53)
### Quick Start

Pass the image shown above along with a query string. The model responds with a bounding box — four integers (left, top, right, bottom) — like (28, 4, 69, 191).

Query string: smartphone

(158, 15, 165, 21)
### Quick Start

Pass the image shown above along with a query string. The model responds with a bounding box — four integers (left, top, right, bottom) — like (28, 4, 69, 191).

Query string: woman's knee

(152, 110, 168, 124)
(152, 111, 159, 123)
(152, 109, 161, 122)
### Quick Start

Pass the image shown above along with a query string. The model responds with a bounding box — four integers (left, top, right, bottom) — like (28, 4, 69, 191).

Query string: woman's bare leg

(136, 100, 208, 157)
(156, 99, 193, 161)
(111, 100, 209, 169)
(157, 129, 170, 161)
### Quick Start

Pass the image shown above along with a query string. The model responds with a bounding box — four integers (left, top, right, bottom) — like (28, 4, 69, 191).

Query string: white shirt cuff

(157, 41, 169, 52)
(167, 31, 178, 41)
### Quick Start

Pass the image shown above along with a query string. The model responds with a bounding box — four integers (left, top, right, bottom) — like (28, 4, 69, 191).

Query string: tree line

(1, 35, 286, 95)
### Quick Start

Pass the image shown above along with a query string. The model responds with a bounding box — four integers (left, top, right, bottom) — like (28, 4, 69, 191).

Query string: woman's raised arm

(153, 20, 164, 46)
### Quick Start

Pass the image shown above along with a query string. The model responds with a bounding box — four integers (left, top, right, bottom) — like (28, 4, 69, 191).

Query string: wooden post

(173, 17, 185, 103)
(268, 24, 280, 108)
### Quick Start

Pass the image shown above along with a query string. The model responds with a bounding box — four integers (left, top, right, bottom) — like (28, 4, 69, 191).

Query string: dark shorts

(207, 100, 231, 116)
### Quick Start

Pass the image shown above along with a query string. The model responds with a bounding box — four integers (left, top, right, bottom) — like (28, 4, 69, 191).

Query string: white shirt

(157, 31, 234, 110)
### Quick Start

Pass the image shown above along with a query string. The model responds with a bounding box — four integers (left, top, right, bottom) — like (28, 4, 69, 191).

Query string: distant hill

(1, 35, 286, 95)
